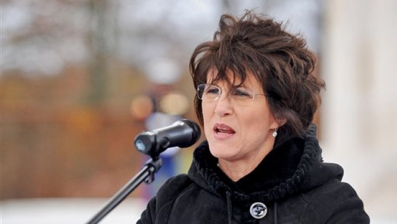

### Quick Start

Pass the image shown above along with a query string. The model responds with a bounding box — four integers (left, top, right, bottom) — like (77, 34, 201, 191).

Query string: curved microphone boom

(134, 119, 201, 158)
(87, 119, 200, 224)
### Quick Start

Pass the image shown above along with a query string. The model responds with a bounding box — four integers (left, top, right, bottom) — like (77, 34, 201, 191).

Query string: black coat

(137, 125, 370, 224)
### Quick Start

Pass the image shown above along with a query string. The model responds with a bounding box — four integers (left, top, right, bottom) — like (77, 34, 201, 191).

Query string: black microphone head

(134, 119, 201, 157)
(180, 119, 201, 146)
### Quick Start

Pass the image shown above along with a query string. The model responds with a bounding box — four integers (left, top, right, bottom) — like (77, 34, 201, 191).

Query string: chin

(208, 145, 236, 160)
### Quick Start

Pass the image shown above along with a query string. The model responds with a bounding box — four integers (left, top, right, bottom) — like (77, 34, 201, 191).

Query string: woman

(137, 11, 369, 224)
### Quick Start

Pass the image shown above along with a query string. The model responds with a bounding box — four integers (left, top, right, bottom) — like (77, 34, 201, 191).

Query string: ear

(277, 118, 287, 127)
(271, 118, 286, 130)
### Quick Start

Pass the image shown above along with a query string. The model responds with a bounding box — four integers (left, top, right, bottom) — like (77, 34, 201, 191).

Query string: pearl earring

(272, 129, 278, 137)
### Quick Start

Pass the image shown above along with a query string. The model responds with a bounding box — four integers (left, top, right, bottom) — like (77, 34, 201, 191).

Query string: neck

(217, 137, 275, 182)
(218, 160, 257, 181)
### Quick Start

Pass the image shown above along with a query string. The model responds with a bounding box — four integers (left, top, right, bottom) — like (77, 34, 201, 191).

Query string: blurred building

(321, 0, 397, 221)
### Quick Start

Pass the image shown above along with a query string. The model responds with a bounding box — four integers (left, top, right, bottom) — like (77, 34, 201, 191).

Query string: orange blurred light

(130, 95, 154, 120)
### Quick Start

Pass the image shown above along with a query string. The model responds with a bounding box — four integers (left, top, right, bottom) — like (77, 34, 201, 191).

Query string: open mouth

(213, 123, 236, 134)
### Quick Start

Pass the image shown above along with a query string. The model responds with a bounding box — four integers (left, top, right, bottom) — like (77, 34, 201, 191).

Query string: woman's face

(202, 70, 279, 166)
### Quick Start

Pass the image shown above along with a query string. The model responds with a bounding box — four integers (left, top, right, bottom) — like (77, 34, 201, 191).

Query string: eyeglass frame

(196, 83, 269, 104)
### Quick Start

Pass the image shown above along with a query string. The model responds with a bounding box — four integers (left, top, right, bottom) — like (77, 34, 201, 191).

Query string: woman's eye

(233, 89, 251, 98)
(206, 87, 220, 95)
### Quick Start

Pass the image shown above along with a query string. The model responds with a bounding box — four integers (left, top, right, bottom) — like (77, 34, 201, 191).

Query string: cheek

(243, 107, 276, 130)
(245, 117, 268, 134)
(201, 103, 213, 119)
(201, 103, 213, 134)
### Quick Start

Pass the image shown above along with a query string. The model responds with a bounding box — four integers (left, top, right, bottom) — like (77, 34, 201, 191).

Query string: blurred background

(1, 0, 396, 223)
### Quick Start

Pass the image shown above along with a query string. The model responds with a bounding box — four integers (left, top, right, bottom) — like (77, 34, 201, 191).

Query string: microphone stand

(86, 157, 162, 224)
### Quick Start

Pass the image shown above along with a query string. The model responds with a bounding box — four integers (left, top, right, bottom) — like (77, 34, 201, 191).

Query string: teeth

(215, 127, 231, 133)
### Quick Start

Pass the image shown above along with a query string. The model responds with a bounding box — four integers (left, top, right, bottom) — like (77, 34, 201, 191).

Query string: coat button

(249, 202, 267, 219)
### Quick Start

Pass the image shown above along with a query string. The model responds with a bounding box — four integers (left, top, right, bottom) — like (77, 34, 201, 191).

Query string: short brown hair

(189, 10, 325, 142)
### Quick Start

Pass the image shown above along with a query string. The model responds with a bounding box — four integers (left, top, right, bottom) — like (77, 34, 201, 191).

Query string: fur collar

(190, 124, 323, 204)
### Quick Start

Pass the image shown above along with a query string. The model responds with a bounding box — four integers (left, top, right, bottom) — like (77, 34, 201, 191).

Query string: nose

(214, 92, 233, 116)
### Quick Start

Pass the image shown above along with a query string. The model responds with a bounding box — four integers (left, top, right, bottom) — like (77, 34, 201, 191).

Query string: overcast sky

(2, 0, 321, 76)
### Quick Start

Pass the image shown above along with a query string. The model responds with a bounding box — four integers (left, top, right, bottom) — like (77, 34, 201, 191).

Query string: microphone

(134, 119, 201, 157)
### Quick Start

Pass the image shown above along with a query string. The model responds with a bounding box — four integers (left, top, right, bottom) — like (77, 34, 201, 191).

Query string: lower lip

(213, 131, 235, 140)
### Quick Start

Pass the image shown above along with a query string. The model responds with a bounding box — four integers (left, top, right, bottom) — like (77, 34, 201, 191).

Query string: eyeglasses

(197, 84, 267, 105)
